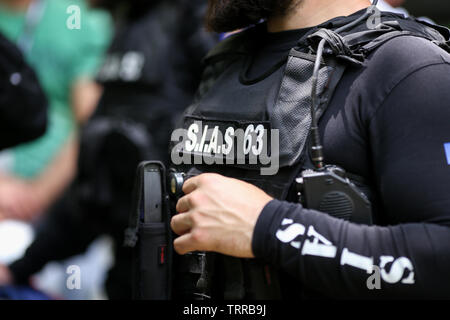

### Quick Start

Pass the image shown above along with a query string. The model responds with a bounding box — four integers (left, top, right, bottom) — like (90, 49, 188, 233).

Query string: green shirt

(0, 0, 111, 178)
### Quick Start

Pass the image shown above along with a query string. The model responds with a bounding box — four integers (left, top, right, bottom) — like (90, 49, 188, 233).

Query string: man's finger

(173, 233, 198, 255)
(182, 176, 200, 195)
(171, 212, 193, 236)
(176, 194, 192, 213)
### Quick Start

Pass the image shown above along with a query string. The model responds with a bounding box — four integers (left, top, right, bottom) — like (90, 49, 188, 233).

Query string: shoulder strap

(350, 20, 450, 55)
(306, 17, 450, 68)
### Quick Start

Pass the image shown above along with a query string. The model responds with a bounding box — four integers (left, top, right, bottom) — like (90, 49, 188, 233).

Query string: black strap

(307, 28, 365, 66)
(308, 19, 450, 68)
(346, 20, 450, 56)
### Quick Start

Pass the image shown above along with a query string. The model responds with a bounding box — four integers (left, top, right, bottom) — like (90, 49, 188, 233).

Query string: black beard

(206, 0, 297, 33)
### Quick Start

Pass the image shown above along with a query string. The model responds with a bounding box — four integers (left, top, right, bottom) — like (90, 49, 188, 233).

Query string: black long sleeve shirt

(251, 24, 450, 299)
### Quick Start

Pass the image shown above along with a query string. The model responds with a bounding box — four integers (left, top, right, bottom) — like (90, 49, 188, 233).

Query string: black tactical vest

(170, 12, 450, 299)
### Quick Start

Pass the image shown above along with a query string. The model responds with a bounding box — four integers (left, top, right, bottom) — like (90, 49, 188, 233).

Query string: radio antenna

(310, 0, 379, 169)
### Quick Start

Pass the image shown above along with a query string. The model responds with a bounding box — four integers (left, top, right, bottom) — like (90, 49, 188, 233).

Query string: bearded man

(167, 0, 450, 299)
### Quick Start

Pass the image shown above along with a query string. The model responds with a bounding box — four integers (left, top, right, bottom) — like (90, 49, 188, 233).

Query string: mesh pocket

(272, 52, 333, 168)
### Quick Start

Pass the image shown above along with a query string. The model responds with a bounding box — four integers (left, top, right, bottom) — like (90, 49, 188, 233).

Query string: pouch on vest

(124, 161, 173, 300)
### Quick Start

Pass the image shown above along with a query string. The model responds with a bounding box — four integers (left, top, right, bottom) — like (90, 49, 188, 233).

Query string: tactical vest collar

(204, 11, 450, 65)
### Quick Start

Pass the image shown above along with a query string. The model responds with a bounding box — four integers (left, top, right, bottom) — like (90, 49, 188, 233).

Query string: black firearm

(125, 161, 213, 300)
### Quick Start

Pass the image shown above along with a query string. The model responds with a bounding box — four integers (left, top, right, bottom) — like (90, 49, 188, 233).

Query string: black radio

(296, 165, 372, 224)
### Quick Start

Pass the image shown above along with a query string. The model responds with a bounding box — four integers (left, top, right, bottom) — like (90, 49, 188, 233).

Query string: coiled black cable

(310, 0, 379, 168)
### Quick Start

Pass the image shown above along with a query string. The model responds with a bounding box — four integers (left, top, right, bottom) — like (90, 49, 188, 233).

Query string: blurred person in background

(0, 0, 111, 222)
(0, 26, 49, 301)
(0, 0, 219, 299)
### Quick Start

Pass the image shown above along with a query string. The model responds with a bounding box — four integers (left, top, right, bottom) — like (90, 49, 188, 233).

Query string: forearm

(253, 200, 450, 299)
(30, 77, 100, 211)
(71, 79, 102, 125)
(30, 135, 79, 212)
